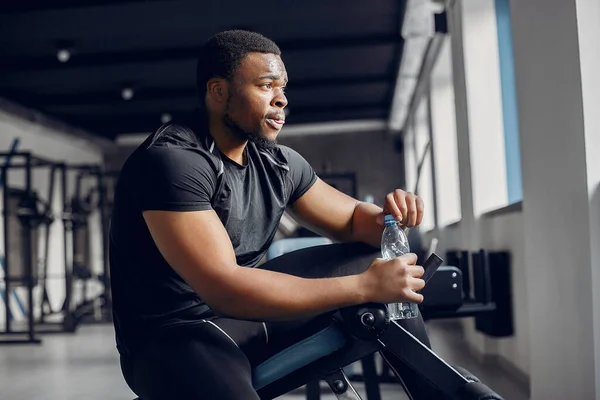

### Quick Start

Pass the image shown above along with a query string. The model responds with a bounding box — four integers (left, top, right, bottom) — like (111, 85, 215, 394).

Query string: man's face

(223, 52, 288, 150)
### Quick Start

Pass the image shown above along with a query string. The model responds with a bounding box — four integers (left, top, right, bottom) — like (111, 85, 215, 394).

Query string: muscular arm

(290, 178, 385, 248)
(143, 209, 369, 321)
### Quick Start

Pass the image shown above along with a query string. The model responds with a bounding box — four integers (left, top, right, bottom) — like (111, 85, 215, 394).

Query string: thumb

(376, 213, 384, 225)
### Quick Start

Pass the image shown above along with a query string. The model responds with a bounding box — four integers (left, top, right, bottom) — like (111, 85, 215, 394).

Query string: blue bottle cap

(384, 214, 397, 227)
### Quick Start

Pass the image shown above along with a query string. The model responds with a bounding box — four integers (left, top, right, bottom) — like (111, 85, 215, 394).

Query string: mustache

(266, 113, 285, 121)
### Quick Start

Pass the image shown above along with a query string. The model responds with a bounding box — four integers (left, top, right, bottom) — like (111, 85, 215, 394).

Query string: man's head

(196, 30, 288, 150)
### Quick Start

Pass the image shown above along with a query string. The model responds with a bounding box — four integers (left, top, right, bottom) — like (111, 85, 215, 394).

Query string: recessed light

(121, 87, 134, 100)
(57, 49, 71, 63)
(161, 113, 172, 124)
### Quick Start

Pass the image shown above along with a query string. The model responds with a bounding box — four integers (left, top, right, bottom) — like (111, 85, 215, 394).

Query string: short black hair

(196, 30, 281, 106)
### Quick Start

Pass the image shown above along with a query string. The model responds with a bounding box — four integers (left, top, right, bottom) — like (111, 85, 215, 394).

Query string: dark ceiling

(0, 0, 407, 140)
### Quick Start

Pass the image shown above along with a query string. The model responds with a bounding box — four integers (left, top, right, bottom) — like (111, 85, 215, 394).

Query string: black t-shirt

(109, 123, 317, 355)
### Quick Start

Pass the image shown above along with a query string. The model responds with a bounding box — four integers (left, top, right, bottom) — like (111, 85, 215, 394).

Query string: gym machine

(61, 164, 112, 327)
(0, 150, 59, 344)
(419, 249, 514, 338)
(132, 254, 505, 400)
(0, 150, 114, 343)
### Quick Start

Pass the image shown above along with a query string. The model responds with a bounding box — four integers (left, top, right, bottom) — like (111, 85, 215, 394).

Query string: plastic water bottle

(381, 214, 419, 320)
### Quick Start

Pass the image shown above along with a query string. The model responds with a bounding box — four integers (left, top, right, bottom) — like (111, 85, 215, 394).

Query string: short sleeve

(280, 146, 318, 204)
(132, 147, 218, 212)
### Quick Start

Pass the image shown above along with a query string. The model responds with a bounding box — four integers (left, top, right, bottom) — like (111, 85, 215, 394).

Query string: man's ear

(206, 78, 228, 104)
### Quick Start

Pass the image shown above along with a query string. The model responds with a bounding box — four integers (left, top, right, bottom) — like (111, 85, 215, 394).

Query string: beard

(223, 106, 277, 151)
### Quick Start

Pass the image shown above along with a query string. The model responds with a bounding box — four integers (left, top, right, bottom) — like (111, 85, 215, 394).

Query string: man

(110, 30, 434, 399)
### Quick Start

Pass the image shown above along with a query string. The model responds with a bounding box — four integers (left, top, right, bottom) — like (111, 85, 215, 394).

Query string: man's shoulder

(125, 123, 221, 176)
(272, 144, 311, 170)
(147, 122, 208, 150)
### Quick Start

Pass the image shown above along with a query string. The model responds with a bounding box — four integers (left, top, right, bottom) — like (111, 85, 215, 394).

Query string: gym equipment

(259, 241, 503, 399)
(0, 139, 27, 323)
(252, 254, 505, 399)
(419, 249, 514, 338)
(0, 150, 58, 344)
(266, 237, 382, 400)
(61, 164, 112, 328)
(133, 255, 504, 400)
(132, 268, 504, 400)
(0, 151, 114, 343)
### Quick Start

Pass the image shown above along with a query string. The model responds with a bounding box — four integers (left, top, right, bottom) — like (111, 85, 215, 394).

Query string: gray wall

(279, 130, 405, 204)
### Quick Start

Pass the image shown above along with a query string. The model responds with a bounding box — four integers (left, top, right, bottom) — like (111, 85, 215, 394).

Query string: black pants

(120, 242, 441, 399)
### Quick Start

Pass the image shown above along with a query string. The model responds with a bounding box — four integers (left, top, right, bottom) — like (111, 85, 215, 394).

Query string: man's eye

(281, 86, 287, 93)
(263, 83, 272, 89)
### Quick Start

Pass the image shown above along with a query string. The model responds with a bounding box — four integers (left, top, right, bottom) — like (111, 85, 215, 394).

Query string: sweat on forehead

(234, 53, 288, 82)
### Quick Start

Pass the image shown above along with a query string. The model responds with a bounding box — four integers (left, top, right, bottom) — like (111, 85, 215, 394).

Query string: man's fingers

(411, 277, 426, 292)
(385, 193, 403, 221)
(398, 253, 418, 265)
(406, 265, 424, 278)
(416, 196, 424, 226)
(404, 289, 424, 304)
(393, 190, 408, 223)
(404, 193, 418, 227)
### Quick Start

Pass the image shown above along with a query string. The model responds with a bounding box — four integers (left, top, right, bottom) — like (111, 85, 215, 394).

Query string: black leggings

(120, 242, 441, 399)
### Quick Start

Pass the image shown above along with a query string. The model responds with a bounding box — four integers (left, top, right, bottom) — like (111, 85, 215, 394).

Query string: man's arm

(290, 178, 424, 248)
(143, 209, 368, 321)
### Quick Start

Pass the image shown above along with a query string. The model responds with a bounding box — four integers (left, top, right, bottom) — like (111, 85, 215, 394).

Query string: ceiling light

(160, 113, 172, 124)
(57, 49, 71, 63)
(121, 87, 134, 101)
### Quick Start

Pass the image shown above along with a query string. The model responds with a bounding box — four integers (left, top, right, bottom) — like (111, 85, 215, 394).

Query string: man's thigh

(127, 322, 260, 400)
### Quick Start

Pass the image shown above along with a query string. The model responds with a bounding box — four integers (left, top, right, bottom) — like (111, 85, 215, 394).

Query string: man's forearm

(349, 202, 385, 248)
(209, 266, 368, 321)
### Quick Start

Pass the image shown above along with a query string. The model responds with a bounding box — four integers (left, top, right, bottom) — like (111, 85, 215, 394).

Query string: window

(414, 96, 435, 232)
(495, 0, 523, 204)
(430, 36, 462, 226)
(459, 0, 523, 215)
(461, 0, 508, 215)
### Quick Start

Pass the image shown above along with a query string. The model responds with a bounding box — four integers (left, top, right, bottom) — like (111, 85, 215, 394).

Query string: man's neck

(207, 116, 248, 165)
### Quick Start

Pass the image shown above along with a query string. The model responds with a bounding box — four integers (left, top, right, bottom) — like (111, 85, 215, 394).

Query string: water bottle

(381, 214, 419, 320)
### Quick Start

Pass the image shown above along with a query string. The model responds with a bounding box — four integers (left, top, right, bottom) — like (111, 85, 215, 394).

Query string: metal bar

(24, 153, 37, 343)
(39, 165, 57, 322)
(0, 338, 42, 345)
(61, 165, 73, 318)
(422, 303, 497, 320)
(64, 164, 101, 171)
(96, 168, 111, 316)
(360, 354, 381, 400)
(0, 152, 55, 167)
(2, 166, 11, 332)
(324, 369, 363, 400)
(378, 321, 469, 396)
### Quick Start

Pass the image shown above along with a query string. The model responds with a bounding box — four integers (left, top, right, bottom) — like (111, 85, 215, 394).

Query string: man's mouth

(266, 118, 285, 130)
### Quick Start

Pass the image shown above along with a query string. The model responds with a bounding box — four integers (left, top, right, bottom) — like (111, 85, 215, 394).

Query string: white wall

(576, 0, 600, 393)
(415, 0, 600, 397)
(413, 0, 531, 384)
(424, 212, 528, 375)
(0, 100, 108, 324)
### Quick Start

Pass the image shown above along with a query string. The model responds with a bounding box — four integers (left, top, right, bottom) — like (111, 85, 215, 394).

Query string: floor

(0, 320, 529, 400)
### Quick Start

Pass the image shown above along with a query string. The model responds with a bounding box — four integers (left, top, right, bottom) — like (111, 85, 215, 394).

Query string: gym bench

(133, 296, 504, 400)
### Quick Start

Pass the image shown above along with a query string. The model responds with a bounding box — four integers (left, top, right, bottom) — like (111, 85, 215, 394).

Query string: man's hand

(360, 253, 425, 304)
(377, 190, 424, 228)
